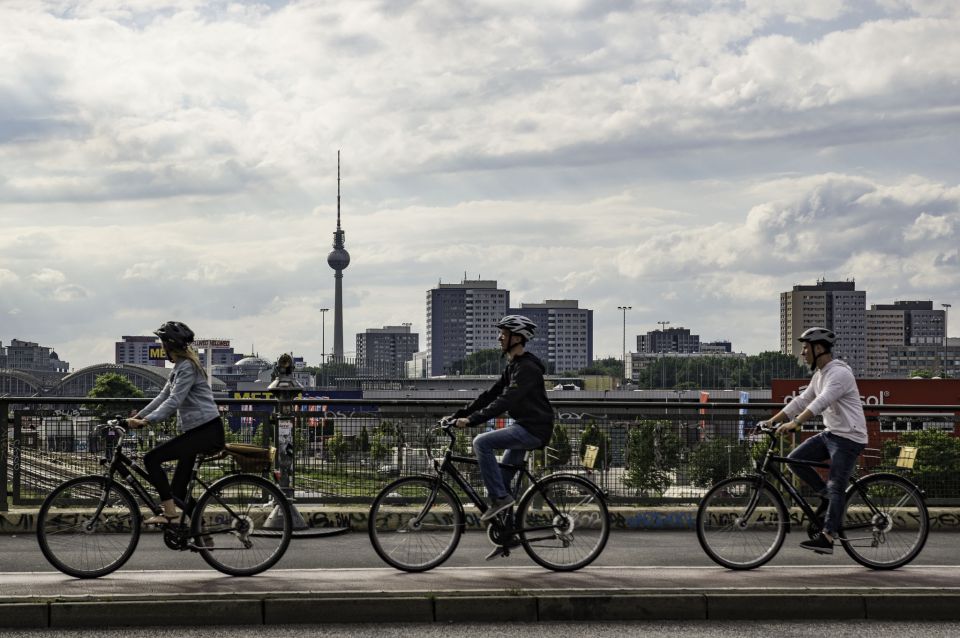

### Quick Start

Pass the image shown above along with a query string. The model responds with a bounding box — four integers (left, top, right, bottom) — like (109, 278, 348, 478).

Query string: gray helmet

(154, 321, 195, 349)
(496, 315, 537, 341)
(798, 327, 836, 345)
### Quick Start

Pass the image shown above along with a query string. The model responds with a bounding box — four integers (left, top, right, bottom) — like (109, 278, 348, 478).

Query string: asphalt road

(1, 621, 959, 638)
(1, 530, 957, 572)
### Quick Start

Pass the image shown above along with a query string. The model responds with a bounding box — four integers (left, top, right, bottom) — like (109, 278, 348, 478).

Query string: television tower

(326, 151, 350, 359)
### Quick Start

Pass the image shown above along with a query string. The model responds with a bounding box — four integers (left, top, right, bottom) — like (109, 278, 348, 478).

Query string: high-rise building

(511, 300, 593, 374)
(866, 301, 945, 377)
(356, 325, 420, 377)
(426, 279, 509, 376)
(780, 279, 866, 376)
(637, 327, 701, 354)
(115, 335, 165, 367)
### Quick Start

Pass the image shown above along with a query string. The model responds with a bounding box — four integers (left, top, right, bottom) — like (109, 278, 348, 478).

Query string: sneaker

(484, 546, 511, 561)
(480, 496, 514, 522)
(800, 534, 834, 554)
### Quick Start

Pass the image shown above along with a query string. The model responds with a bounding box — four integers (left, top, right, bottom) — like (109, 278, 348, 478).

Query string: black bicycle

(696, 423, 929, 570)
(36, 419, 293, 578)
(368, 419, 610, 572)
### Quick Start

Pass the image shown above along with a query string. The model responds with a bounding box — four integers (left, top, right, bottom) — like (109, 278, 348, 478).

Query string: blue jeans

(472, 425, 542, 500)
(788, 431, 865, 536)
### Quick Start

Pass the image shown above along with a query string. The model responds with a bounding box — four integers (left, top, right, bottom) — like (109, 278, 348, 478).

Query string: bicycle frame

(415, 428, 576, 542)
(748, 432, 897, 537)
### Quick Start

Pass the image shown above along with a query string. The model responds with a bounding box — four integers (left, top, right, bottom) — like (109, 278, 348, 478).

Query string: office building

(115, 336, 165, 367)
(780, 279, 866, 376)
(2, 339, 69, 374)
(426, 279, 509, 376)
(356, 325, 420, 378)
(637, 327, 701, 354)
(866, 301, 945, 377)
(511, 300, 593, 374)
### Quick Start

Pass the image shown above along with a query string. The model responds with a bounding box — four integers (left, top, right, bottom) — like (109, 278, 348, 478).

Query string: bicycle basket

(224, 443, 276, 472)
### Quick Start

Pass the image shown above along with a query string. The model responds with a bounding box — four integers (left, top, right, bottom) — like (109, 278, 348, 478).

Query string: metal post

(618, 306, 632, 384)
(0, 400, 7, 512)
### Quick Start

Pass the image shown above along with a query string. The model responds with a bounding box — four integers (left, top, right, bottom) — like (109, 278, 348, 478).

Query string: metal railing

(3, 396, 958, 510)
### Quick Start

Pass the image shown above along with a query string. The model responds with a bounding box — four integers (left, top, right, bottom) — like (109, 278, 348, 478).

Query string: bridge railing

(2, 397, 958, 510)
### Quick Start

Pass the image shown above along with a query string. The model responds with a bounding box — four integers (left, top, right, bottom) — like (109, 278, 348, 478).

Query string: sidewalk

(3, 505, 960, 533)
(2, 565, 959, 627)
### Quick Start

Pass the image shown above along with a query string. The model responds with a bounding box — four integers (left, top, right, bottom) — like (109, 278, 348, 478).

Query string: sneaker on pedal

(480, 496, 514, 523)
(800, 534, 834, 554)
(485, 546, 510, 561)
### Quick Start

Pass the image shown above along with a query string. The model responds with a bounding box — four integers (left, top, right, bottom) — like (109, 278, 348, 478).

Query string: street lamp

(618, 306, 632, 384)
(943, 303, 952, 378)
(319, 308, 329, 386)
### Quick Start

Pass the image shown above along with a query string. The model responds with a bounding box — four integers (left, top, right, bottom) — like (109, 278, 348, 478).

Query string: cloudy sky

(1, 0, 958, 370)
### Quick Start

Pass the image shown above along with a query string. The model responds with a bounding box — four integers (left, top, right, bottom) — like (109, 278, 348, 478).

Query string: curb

(4, 590, 960, 627)
(4, 506, 960, 534)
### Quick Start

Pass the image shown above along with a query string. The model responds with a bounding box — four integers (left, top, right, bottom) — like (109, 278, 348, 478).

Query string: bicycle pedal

(484, 546, 510, 561)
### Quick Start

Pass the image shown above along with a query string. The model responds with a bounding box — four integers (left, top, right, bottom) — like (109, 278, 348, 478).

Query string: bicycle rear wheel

(840, 473, 929, 570)
(368, 476, 463, 572)
(696, 476, 787, 570)
(36, 475, 141, 578)
(191, 474, 292, 576)
(516, 474, 609, 571)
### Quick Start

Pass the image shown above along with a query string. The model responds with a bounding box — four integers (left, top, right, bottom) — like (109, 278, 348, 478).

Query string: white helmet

(496, 315, 537, 341)
(798, 327, 836, 346)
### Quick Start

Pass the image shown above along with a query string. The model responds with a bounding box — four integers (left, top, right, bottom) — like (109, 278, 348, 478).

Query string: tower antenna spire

(337, 149, 341, 231)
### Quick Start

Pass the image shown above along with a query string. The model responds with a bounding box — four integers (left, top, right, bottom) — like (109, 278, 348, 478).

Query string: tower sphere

(327, 248, 350, 270)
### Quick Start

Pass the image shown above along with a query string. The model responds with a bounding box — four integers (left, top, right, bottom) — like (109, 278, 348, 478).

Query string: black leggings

(144, 417, 225, 503)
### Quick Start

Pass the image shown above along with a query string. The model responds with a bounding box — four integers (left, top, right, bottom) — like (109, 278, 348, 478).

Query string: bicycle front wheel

(368, 476, 463, 572)
(696, 476, 787, 570)
(191, 474, 292, 576)
(516, 474, 609, 571)
(36, 476, 141, 578)
(840, 473, 929, 570)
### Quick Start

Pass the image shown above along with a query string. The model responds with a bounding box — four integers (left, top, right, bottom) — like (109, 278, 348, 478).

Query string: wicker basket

(224, 443, 275, 473)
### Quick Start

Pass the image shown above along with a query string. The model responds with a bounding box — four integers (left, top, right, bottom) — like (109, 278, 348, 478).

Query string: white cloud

(0, 2, 957, 365)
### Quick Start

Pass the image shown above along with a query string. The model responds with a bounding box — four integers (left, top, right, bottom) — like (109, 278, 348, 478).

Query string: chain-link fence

(3, 397, 958, 509)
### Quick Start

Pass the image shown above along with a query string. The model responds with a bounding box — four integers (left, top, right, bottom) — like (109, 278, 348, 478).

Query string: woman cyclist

(126, 321, 224, 524)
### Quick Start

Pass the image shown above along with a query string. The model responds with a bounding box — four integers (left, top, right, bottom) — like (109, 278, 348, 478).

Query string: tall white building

(426, 279, 509, 377)
(780, 280, 866, 376)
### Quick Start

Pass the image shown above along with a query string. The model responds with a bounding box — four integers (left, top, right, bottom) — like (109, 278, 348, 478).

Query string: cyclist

(760, 327, 867, 554)
(125, 321, 224, 524)
(451, 315, 554, 528)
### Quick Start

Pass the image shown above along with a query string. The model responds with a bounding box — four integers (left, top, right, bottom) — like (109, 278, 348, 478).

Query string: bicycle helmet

(495, 315, 537, 341)
(153, 321, 195, 349)
(798, 327, 836, 347)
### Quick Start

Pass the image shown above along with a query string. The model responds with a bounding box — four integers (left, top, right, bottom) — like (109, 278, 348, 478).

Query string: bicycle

(36, 419, 293, 578)
(696, 423, 929, 570)
(368, 419, 610, 572)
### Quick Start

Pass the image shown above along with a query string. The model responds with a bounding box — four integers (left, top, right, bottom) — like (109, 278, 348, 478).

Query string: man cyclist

(450, 315, 554, 531)
(761, 327, 867, 554)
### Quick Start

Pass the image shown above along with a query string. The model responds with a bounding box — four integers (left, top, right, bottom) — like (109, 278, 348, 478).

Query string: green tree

(881, 430, 960, 498)
(576, 357, 623, 379)
(578, 422, 612, 470)
(327, 427, 348, 465)
(357, 426, 370, 452)
(87, 373, 144, 416)
(623, 420, 682, 495)
(908, 369, 933, 379)
(369, 430, 389, 463)
(687, 437, 753, 488)
(546, 424, 572, 467)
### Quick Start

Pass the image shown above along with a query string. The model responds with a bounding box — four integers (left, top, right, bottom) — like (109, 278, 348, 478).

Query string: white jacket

(784, 359, 868, 444)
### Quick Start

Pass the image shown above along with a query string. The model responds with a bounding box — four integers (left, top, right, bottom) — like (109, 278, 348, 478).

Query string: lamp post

(618, 306, 632, 385)
(943, 303, 952, 378)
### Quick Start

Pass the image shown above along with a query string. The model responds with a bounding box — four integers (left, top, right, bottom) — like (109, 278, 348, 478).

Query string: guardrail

(3, 396, 958, 510)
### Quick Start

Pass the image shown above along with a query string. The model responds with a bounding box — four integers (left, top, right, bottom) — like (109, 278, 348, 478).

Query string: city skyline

(1, 2, 957, 370)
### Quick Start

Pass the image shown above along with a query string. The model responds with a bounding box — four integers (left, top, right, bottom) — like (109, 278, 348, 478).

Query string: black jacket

(456, 352, 554, 445)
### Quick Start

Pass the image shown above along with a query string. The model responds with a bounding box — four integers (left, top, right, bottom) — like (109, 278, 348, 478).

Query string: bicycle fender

(518, 473, 607, 503)
(846, 472, 926, 501)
